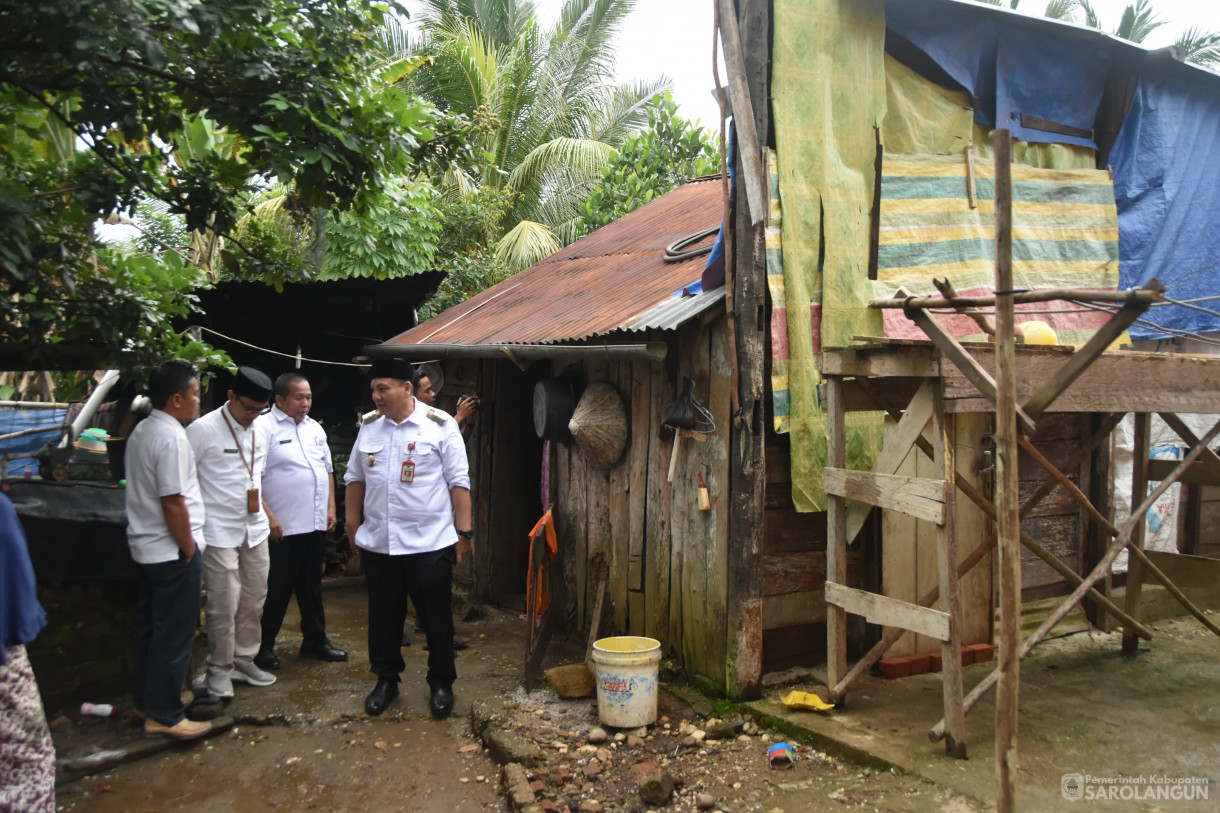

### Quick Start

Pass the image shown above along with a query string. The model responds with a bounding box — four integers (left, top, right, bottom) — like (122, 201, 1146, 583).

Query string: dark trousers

(132, 553, 202, 726)
(363, 546, 456, 690)
(260, 530, 327, 651)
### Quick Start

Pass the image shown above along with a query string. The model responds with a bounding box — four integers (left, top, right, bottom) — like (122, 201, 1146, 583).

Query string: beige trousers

(202, 536, 270, 675)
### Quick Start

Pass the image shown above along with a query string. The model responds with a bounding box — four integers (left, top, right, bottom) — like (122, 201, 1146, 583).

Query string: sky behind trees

(512, 0, 1220, 135)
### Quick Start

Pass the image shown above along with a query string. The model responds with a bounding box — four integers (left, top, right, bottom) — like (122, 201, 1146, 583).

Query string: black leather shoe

(300, 641, 348, 662)
(400, 632, 411, 647)
(254, 649, 281, 671)
(365, 679, 398, 716)
(430, 686, 454, 719)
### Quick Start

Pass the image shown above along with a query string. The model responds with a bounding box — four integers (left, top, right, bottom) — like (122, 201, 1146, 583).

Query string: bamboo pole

(991, 129, 1021, 813)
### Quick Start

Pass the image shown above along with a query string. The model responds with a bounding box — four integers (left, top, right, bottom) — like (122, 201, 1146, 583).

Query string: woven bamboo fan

(567, 382, 628, 469)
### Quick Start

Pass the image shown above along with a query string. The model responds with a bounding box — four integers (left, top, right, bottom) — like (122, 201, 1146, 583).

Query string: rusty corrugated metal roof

(381, 177, 725, 350)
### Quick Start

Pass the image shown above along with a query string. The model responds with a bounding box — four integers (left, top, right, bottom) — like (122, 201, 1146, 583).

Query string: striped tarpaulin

(874, 153, 1121, 344)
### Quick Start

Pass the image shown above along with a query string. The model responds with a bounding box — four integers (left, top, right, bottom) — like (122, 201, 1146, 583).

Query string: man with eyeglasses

(187, 366, 278, 699)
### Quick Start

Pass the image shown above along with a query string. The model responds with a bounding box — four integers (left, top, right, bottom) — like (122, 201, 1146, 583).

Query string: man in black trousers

(255, 372, 347, 669)
(344, 358, 472, 718)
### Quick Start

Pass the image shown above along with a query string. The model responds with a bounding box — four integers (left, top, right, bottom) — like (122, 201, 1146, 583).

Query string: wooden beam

(991, 129, 1020, 810)
(934, 378, 967, 759)
(825, 376, 848, 699)
(1146, 458, 1220, 487)
(724, 0, 768, 700)
(715, 0, 766, 225)
(898, 292, 1036, 436)
(826, 468, 947, 526)
(1156, 412, 1220, 484)
(871, 286, 1163, 310)
(1143, 550, 1220, 590)
(820, 347, 940, 378)
(1021, 279, 1164, 420)
(845, 381, 935, 543)
(825, 581, 952, 641)
(1123, 413, 1151, 656)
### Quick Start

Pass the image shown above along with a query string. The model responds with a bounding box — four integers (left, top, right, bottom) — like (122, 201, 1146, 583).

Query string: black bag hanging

(663, 377, 716, 433)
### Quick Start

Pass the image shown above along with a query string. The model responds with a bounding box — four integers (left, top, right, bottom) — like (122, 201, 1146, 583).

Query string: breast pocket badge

(400, 459, 415, 483)
(366, 454, 377, 468)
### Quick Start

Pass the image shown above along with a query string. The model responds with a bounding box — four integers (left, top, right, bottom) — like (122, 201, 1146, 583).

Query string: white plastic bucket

(591, 636, 661, 728)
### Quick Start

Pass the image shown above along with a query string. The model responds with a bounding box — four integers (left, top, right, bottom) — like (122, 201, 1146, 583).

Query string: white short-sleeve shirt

(344, 400, 470, 555)
(256, 406, 333, 536)
(187, 403, 270, 548)
(125, 409, 207, 564)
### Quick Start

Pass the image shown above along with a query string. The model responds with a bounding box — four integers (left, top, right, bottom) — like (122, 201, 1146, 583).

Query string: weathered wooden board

(820, 346, 940, 378)
(627, 360, 650, 596)
(762, 549, 865, 596)
(844, 381, 935, 543)
(826, 345, 1220, 414)
(826, 468, 948, 525)
(762, 507, 827, 553)
(883, 419, 922, 655)
(826, 581, 952, 641)
(955, 413, 994, 646)
(1143, 550, 1220, 590)
(704, 317, 732, 683)
(644, 340, 673, 647)
(763, 590, 827, 628)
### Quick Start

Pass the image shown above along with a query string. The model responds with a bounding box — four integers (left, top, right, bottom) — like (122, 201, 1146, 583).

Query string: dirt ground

(49, 584, 985, 813)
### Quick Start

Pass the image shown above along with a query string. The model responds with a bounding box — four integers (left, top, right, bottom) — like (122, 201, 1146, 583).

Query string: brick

(969, 643, 995, 663)
(927, 651, 942, 672)
(878, 657, 913, 679)
(907, 653, 932, 675)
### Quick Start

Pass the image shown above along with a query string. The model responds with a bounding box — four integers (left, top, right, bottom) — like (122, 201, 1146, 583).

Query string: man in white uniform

(254, 372, 347, 670)
(345, 358, 472, 718)
(124, 359, 211, 740)
(187, 366, 276, 698)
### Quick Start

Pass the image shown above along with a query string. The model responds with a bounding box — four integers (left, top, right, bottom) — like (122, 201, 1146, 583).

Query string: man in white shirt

(124, 359, 212, 740)
(345, 358, 472, 718)
(187, 366, 277, 698)
(254, 372, 347, 671)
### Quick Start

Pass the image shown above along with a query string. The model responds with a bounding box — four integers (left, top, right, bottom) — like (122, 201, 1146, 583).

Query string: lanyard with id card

(400, 441, 415, 484)
(223, 409, 260, 513)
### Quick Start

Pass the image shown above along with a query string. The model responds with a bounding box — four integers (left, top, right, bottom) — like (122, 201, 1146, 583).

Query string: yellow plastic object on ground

(780, 690, 835, 712)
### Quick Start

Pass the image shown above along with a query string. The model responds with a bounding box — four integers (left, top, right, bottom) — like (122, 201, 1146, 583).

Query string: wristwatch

(456, 529, 474, 539)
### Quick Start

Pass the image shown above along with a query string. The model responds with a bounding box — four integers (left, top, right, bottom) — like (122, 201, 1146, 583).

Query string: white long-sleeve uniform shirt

(344, 400, 470, 555)
(256, 406, 333, 536)
(187, 403, 270, 549)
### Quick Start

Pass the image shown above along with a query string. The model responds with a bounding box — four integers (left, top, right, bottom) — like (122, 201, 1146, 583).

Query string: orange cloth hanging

(526, 510, 558, 615)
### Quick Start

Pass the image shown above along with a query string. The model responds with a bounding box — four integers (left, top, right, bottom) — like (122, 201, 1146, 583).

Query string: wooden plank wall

(1175, 484, 1220, 558)
(760, 438, 873, 673)
(550, 320, 733, 686)
(1018, 413, 1087, 602)
(883, 413, 992, 655)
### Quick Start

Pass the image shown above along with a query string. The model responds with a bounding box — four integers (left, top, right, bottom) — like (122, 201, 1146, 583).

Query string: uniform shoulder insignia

(426, 409, 446, 425)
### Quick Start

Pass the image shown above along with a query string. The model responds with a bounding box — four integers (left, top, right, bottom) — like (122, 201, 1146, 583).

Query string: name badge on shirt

(401, 459, 415, 483)
(279, 439, 292, 445)
(223, 448, 239, 453)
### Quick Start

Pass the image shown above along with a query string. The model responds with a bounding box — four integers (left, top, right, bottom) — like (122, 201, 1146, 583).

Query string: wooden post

(1123, 412, 1150, 655)
(933, 380, 966, 757)
(825, 375, 848, 699)
(990, 129, 1020, 813)
(724, 0, 768, 700)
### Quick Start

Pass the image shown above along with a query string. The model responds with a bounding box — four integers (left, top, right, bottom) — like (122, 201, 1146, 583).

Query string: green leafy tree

(403, 0, 667, 270)
(0, 0, 435, 370)
(577, 93, 717, 235)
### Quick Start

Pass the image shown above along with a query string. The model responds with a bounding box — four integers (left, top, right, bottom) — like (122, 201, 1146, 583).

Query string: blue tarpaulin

(1110, 69, 1220, 340)
(886, 0, 1108, 149)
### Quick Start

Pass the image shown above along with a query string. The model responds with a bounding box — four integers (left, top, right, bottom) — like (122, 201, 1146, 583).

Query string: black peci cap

(232, 366, 273, 402)
(368, 358, 414, 382)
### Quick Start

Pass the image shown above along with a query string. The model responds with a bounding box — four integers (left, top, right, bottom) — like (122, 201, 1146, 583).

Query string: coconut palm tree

(403, 0, 667, 269)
